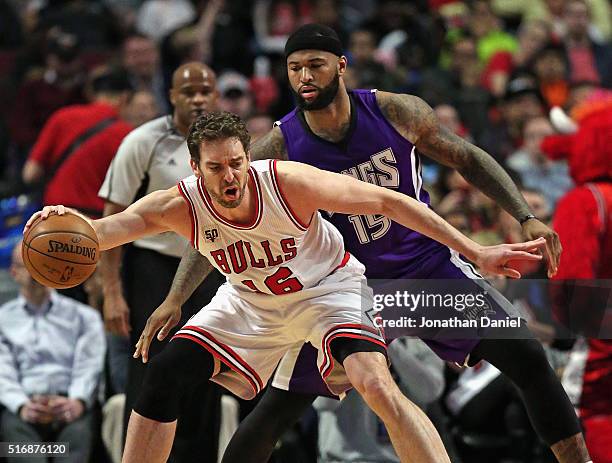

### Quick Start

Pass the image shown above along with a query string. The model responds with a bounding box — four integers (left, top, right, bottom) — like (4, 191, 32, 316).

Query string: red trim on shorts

(173, 333, 259, 396)
(197, 168, 263, 230)
(319, 323, 387, 379)
(173, 325, 264, 394)
(270, 159, 312, 230)
(177, 180, 198, 248)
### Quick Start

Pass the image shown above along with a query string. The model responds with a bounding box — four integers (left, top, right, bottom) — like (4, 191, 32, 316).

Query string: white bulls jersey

(178, 160, 348, 296)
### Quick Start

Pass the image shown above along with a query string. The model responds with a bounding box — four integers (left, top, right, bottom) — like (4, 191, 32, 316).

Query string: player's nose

(300, 67, 314, 82)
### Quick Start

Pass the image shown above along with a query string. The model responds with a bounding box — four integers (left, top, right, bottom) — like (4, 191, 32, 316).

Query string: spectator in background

(493, 0, 612, 42)
(315, 338, 445, 463)
(136, 0, 196, 43)
(246, 113, 274, 142)
(562, 0, 612, 88)
(8, 28, 85, 160)
(347, 28, 399, 90)
(531, 44, 570, 108)
(21, 68, 134, 220)
(0, 241, 105, 463)
(121, 33, 168, 114)
(506, 116, 573, 207)
(469, 0, 518, 67)
(434, 104, 472, 141)
(253, 0, 314, 54)
(217, 71, 255, 119)
(421, 35, 491, 143)
(480, 74, 544, 161)
(124, 90, 160, 127)
(481, 20, 551, 97)
(35, 0, 123, 51)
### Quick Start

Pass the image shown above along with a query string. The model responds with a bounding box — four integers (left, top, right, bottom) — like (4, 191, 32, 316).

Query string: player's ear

(169, 88, 177, 106)
(190, 158, 200, 177)
(338, 56, 348, 76)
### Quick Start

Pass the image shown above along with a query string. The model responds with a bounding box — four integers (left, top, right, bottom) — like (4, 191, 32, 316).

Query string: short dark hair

(91, 68, 133, 94)
(187, 112, 251, 162)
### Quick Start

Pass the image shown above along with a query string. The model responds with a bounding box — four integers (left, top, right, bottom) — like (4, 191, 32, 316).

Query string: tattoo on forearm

(377, 91, 531, 221)
(250, 126, 288, 161)
(170, 246, 212, 303)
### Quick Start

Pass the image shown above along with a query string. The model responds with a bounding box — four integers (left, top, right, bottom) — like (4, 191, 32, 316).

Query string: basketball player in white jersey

(26, 112, 546, 463)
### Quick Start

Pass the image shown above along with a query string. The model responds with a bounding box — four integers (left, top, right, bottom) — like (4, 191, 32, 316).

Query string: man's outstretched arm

(278, 161, 545, 279)
(377, 91, 560, 276)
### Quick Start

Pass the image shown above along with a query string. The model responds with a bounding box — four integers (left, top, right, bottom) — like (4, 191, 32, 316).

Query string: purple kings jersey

(276, 89, 445, 279)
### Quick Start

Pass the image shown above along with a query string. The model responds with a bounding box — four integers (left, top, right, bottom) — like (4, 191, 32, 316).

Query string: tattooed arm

(376, 91, 561, 276)
(249, 125, 288, 161)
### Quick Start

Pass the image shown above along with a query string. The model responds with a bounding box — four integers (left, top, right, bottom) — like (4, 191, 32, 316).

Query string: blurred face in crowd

(565, 1, 590, 39)
(125, 91, 159, 127)
(287, 50, 346, 111)
(10, 242, 44, 292)
(503, 94, 544, 128)
(523, 189, 551, 222)
(219, 90, 254, 120)
(545, 0, 566, 16)
(450, 38, 478, 73)
(123, 36, 159, 79)
(435, 104, 461, 135)
(523, 117, 554, 160)
(170, 63, 218, 135)
(518, 21, 550, 58)
(349, 30, 376, 64)
(246, 115, 273, 143)
(533, 49, 567, 82)
(470, 0, 500, 38)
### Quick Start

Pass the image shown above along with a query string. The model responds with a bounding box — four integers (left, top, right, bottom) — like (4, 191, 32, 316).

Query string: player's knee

(347, 361, 393, 405)
(134, 339, 214, 422)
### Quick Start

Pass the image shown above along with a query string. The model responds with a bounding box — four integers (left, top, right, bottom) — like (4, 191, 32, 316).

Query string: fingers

(500, 266, 521, 279)
(507, 251, 543, 261)
(543, 237, 556, 278)
(549, 232, 562, 277)
(135, 319, 159, 363)
(24, 211, 42, 233)
(24, 205, 69, 234)
(509, 237, 546, 251)
(158, 316, 178, 341)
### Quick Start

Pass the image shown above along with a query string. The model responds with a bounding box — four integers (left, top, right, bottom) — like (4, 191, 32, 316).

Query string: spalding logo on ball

(22, 212, 99, 289)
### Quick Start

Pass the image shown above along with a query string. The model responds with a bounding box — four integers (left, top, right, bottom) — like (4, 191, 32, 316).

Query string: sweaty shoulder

(375, 91, 438, 144)
(250, 125, 287, 161)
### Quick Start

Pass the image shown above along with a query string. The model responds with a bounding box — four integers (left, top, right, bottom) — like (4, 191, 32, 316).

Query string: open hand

(521, 219, 561, 278)
(475, 238, 546, 278)
(133, 299, 182, 363)
(23, 205, 90, 235)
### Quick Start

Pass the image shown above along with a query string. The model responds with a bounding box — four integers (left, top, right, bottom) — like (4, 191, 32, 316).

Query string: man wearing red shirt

(22, 69, 134, 218)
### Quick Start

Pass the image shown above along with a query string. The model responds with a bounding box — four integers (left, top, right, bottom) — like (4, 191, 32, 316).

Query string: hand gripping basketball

(22, 206, 99, 289)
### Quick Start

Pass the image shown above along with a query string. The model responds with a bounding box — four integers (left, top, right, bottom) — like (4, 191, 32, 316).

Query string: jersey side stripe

(178, 180, 199, 248)
(270, 159, 310, 231)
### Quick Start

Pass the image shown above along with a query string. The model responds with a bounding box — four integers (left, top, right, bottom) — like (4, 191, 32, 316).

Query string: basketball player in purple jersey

(137, 25, 591, 463)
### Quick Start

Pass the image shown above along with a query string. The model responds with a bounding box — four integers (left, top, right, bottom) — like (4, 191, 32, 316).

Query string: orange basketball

(22, 212, 99, 289)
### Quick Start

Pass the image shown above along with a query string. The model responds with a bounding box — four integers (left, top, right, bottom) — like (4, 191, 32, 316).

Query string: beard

(207, 181, 247, 209)
(293, 72, 340, 111)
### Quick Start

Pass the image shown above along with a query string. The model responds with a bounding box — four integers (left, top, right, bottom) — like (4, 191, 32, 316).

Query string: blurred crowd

(0, 0, 611, 462)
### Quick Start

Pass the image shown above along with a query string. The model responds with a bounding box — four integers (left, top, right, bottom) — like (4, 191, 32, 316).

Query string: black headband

(284, 24, 343, 59)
